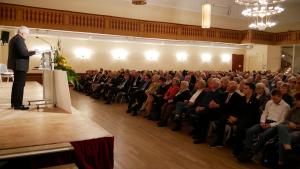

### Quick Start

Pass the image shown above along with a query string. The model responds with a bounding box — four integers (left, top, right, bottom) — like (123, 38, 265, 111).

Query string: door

(232, 54, 244, 72)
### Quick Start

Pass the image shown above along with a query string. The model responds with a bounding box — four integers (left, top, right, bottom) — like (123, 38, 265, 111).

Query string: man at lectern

(7, 26, 36, 110)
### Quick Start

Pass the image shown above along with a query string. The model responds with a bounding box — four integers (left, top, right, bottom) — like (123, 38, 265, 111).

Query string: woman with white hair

(7, 26, 36, 110)
(255, 82, 270, 113)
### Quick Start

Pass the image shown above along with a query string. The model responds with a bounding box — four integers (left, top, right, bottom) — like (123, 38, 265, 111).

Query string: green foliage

(53, 40, 79, 89)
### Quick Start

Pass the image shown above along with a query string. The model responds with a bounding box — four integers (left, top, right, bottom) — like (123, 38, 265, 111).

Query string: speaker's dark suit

(8, 34, 35, 107)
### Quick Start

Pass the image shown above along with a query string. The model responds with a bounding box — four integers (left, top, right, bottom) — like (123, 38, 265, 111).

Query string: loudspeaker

(1, 31, 10, 43)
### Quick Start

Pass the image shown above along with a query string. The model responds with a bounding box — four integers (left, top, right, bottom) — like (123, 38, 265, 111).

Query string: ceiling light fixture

(235, 0, 285, 30)
(202, 3, 212, 29)
(132, 0, 147, 5)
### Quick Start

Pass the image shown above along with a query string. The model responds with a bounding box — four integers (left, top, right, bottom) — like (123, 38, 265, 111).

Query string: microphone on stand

(35, 36, 55, 70)
(35, 36, 53, 51)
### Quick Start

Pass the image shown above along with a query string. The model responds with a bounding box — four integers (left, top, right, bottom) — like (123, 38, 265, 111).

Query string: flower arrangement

(54, 40, 79, 89)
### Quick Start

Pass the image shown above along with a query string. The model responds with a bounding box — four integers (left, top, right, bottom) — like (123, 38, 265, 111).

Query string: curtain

(71, 137, 114, 169)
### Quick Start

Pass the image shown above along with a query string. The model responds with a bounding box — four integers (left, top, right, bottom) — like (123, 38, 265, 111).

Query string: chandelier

(132, 0, 147, 5)
(235, 0, 285, 30)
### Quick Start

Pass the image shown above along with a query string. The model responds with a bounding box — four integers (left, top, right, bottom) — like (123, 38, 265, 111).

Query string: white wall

(1, 32, 285, 73)
(24, 36, 246, 73)
(244, 44, 268, 71)
(244, 44, 281, 72)
(267, 45, 281, 72)
(293, 46, 300, 73)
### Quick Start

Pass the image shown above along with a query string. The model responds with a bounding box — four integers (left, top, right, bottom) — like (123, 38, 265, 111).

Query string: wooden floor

(70, 90, 266, 169)
(0, 82, 111, 159)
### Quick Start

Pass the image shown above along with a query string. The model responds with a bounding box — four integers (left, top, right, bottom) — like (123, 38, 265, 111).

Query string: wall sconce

(201, 53, 212, 63)
(145, 50, 159, 61)
(176, 52, 188, 62)
(112, 48, 128, 60)
(221, 54, 231, 63)
(202, 3, 211, 29)
(74, 48, 91, 60)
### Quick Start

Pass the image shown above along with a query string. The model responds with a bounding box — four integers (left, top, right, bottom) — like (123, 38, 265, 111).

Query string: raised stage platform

(0, 82, 114, 169)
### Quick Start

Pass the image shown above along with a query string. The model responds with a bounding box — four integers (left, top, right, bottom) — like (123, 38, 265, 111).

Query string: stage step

(41, 163, 78, 169)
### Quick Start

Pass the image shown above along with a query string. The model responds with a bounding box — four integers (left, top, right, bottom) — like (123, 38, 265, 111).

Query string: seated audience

(149, 77, 170, 120)
(158, 81, 190, 127)
(277, 93, 300, 168)
(255, 83, 270, 113)
(210, 81, 242, 147)
(105, 73, 131, 104)
(190, 78, 224, 144)
(75, 69, 300, 168)
(280, 83, 294, 107)
(127, 74, 152, 115)
(232, 83, 260, 156)
(141, 74, 161, 117)
(172, 79, 207, 131)
(240, 89, 290, 161)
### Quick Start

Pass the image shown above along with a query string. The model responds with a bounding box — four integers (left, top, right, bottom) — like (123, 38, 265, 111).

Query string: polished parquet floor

(70, 90, 265, 169)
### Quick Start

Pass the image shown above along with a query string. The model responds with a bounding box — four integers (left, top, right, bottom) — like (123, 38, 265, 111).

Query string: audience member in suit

(236, 79, 246, 96)
(192, 78, 224, 144)
(7, 26, 36, 110)
(172, 79, 207, 131)
(158, 81, 190, 127)
(231, 83, 260, 156)
(77, 70, 93, 92)
(288, 77, 297, 93)
(261, 78, 271, 96)
(255, 83, 271, 114)
(270, 76, 282, 91)
(277, 93, 300, 168)
(189, 72, 197, 91)
(240, 89, 290, 161)
(127, 74, 152, 115)
(149, 77, 170, 120)
(220, 77, 229, 94)
(127, 71, 142, 99)
(85, 70, 101, 95)
(210, 81, 242, 147)
(105, 74, 131, 104)
(291, 78, 300, 96)
(102, 72, 121, 100)
(154, 78, 180, 125)
(142, 75, 161, 117)
(89, 70, 104, 96)
(280, 83, 294, 107)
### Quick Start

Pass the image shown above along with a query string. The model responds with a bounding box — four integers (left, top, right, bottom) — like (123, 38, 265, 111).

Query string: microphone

(35, 36, 53, 50)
